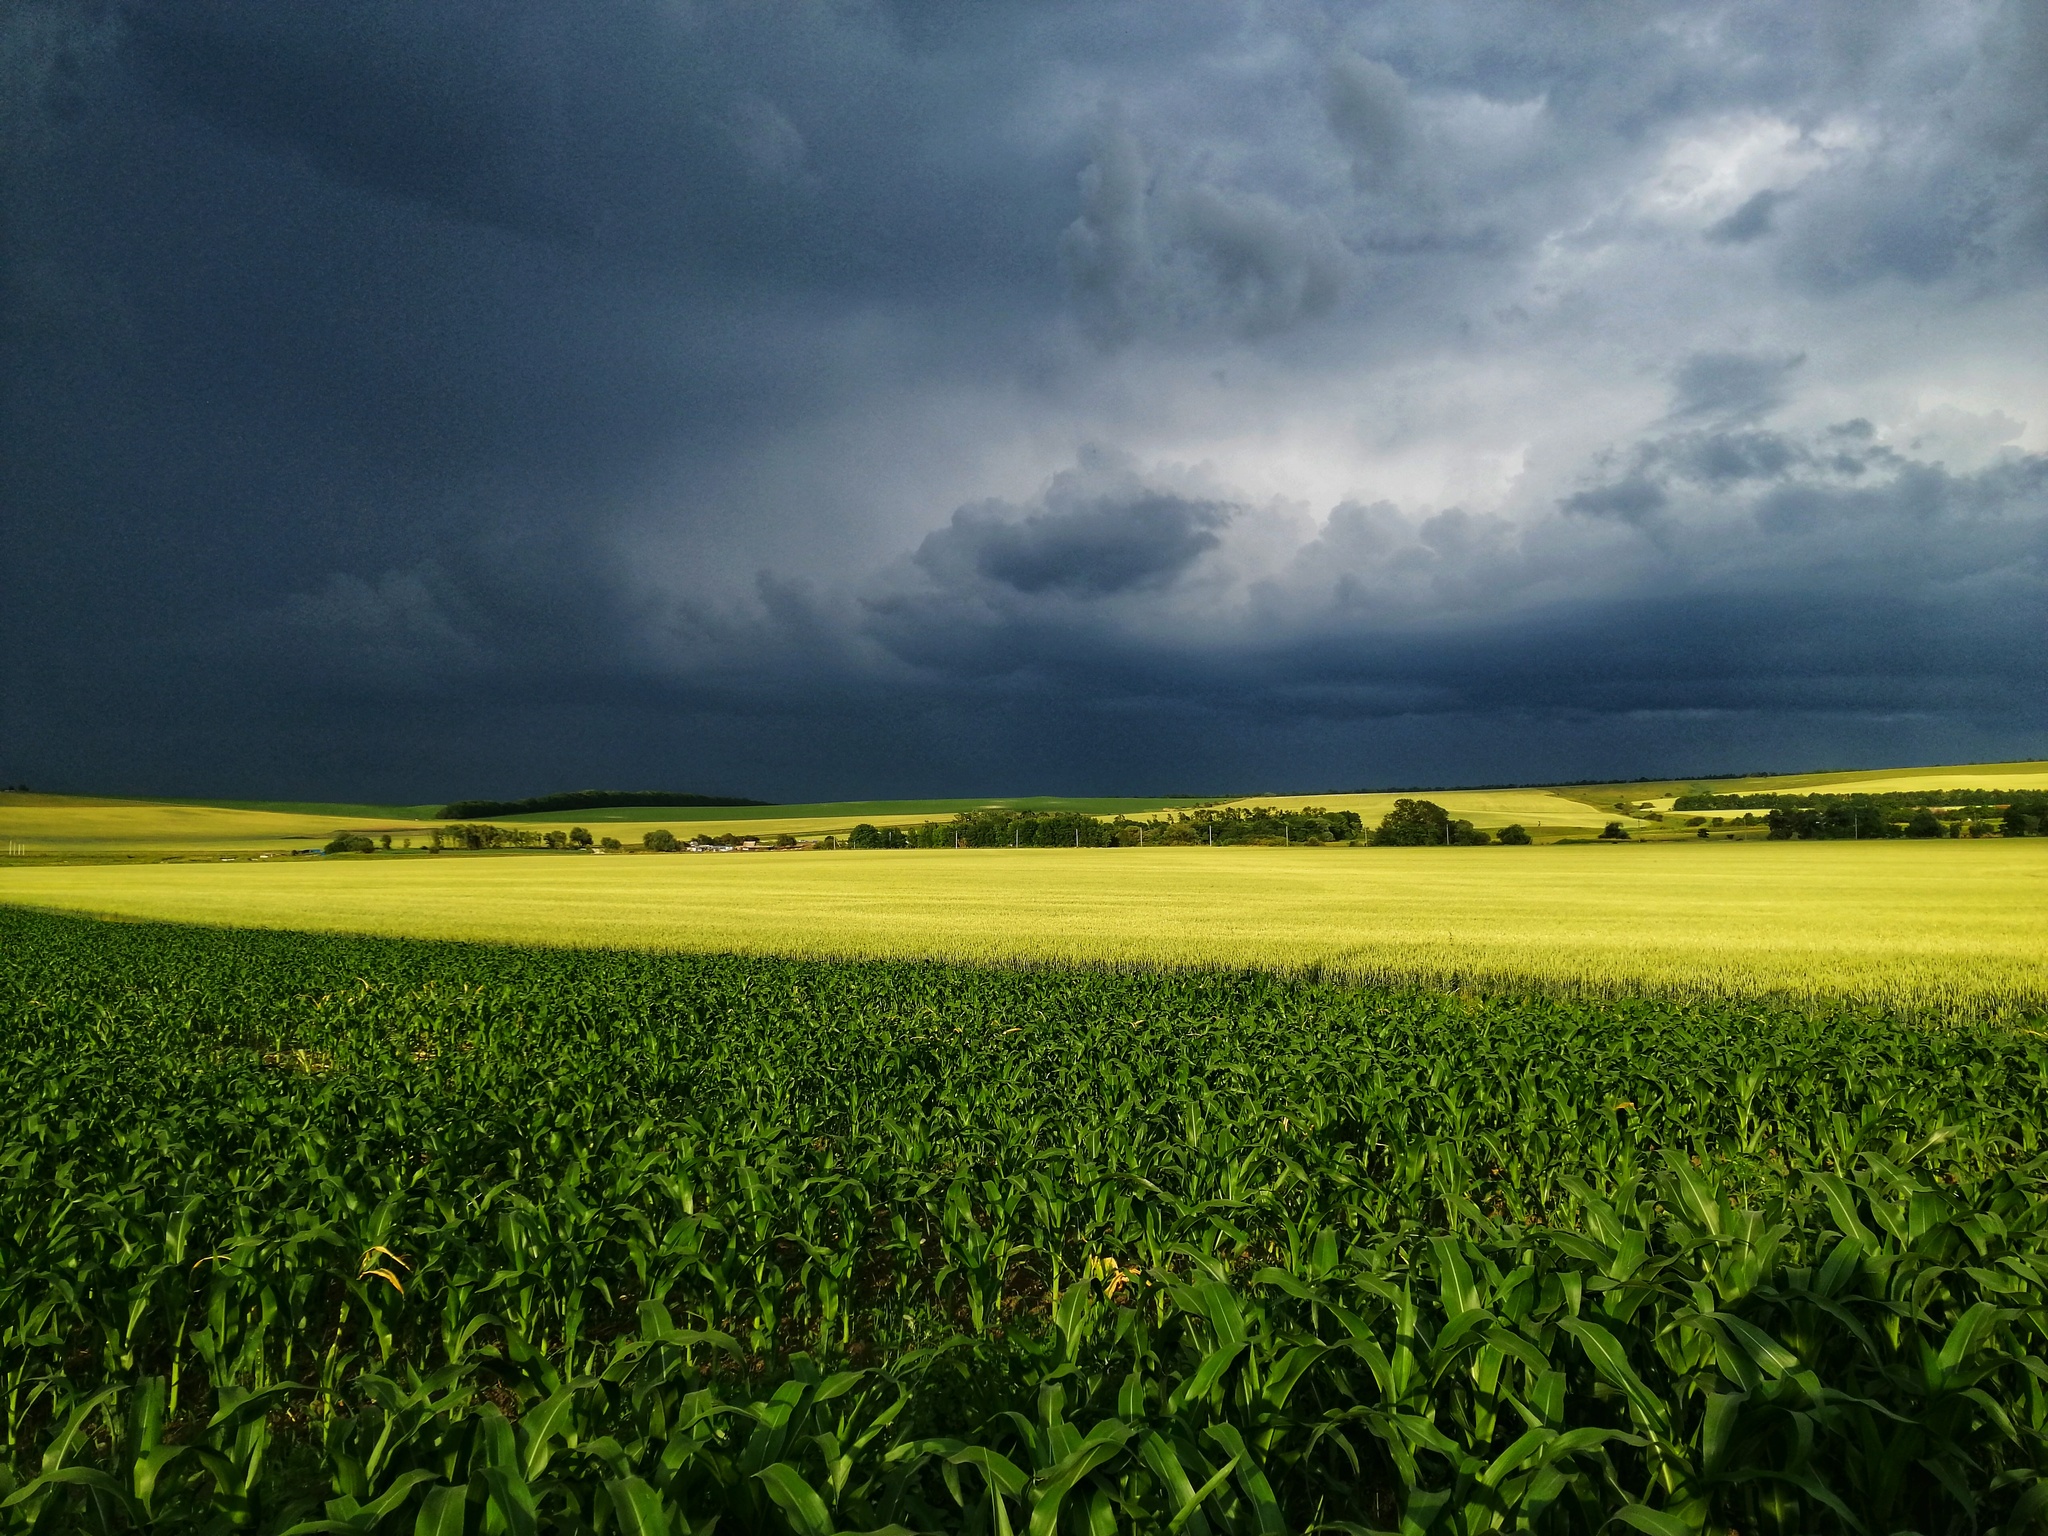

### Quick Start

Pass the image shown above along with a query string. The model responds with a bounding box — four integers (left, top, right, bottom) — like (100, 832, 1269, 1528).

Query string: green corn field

(2, 905, 2046, 1534)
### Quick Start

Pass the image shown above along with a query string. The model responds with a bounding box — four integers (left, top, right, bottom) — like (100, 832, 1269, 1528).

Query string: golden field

(0, 795, 1013, 857)
(0, 793, 1165, 855)
(0, 789, 1631, 858)
(1712, 760, 2048, 794)
(2, 839, 2043, 1018)
(1574, 759, 2048, 806)
(12, 760, 2044, 857)
(1212, 789, 1646, 831)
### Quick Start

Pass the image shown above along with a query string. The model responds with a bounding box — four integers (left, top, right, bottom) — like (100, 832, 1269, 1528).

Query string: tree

(849, 823, 881, 850)
(642, 828, 680, 852)
(544, 830, 568, 849)
(324, 833, 375, 854)
(1598, 822, 1630, 841)
(1905, 810, 1944, 839)
(569, 826, 593, 847)
(1496, 824, 1532, 845)
(599, 836, 622, 852)
(1368, 799, 1452, 846)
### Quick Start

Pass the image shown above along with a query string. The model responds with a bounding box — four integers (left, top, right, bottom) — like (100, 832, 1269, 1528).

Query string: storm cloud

(3, 0, 2044, 801)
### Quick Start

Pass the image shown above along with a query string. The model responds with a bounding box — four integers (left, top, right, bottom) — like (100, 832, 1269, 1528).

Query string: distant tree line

(331, 801, 1570, 856)
(840, 805, 1369, 849)
(437, 790, 769, 819)
(832, 802, 1551, 849)
(1763, 795, 2048, 839)
(641, 829, 798, 851)
(431, 823, 596, 850)
(1675, 789, 2029, 811)
(1167, 806, 1366, 844)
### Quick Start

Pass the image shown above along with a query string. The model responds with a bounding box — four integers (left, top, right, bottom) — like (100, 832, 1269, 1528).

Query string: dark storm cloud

(1325, 52, 1412, 189)
(117, 0, 1080, 294)
(1706, 188, 1790, 244)
(4, 0, 2047, 802)
(914, 490, 1232, 598)
(1669, 353, 1805, 422)
(1059, 115, 1352, 344)
(127, 2, 596, 244)
(852, 428, 2047, 715)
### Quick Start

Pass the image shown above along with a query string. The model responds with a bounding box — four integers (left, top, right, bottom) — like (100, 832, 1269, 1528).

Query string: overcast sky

(5, 0, 2045, 803)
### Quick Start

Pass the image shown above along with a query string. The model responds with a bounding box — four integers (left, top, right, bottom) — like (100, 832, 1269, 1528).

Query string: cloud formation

(3, 0, 2045, 801)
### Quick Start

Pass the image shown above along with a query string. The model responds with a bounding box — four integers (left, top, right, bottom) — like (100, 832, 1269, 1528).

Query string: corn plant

(2, 907, 2046, 1533)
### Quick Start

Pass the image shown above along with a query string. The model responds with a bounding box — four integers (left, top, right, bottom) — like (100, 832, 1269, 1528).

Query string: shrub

(849, 822, 897, 850)
(1496, 823, 1532, 845)
(1598, 822, 1630, 840)
(1368, 799, 1452, 846)
(323, 833, 376, 854)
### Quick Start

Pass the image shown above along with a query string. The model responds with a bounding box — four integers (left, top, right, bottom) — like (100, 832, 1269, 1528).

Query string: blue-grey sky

(5, 0, 2044, 802)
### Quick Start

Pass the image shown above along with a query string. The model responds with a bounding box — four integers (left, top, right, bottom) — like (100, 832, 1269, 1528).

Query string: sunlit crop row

(4, 839, 2046, 1020)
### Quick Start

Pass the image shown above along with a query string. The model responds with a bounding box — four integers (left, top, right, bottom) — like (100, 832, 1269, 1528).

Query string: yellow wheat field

(0, 795, 1097, 854)
(1715, 761, 2048, 795)
(3, 840, 2044, 1017)
(1213, 789, 1643, 830)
